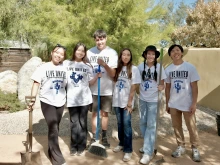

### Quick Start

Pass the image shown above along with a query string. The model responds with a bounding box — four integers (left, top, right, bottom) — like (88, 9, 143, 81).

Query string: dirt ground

(0, 130, 219, 165)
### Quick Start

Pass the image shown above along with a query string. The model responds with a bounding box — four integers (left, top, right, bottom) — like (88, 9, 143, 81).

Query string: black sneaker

(101, 137, 110, 148)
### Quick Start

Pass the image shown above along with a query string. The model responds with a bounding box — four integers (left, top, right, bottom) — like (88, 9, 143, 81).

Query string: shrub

(0, 90, 26, 113)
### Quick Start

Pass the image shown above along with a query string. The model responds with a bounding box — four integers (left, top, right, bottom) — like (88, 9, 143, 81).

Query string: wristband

(127, 104, 132, 108)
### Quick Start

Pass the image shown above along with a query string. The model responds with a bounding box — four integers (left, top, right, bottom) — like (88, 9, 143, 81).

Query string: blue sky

(171, 0, 197, 6)
(155, 0, 198, 9)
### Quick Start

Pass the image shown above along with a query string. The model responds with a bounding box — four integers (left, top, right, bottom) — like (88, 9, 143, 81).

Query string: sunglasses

(146, 68, 151, 79)
(55, 44, 66, 51)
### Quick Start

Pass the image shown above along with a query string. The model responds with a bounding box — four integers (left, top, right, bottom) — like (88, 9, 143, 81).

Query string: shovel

(20, 96, 42, 165)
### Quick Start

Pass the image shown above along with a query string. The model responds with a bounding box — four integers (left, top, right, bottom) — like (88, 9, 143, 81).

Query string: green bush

(0, 90, 26, 113)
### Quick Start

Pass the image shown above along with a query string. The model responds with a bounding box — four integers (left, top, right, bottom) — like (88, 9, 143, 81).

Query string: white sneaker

(192, 148, 201, 162)
(139, 147, 144, 153)
(113, 145, 123, 152)
(123, 153, 132, 162)
(171, 146, 186, 158)
(140, 154, 152, 164)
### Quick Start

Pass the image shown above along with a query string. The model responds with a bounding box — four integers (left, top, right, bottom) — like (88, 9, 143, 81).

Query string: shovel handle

(25, 96, 36, 152)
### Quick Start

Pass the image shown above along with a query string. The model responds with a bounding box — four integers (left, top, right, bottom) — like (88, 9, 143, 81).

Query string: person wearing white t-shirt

(165, 44, 201, 162)
(138, 45, 166, 165)
(112, 48, 141, 162)
(87, 29, 118, 148)
(64, 43, 101, 156)
(29, 44, 67, 165)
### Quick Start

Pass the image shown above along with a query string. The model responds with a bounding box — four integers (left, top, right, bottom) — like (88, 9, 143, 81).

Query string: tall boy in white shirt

(87, 29, 118, 147)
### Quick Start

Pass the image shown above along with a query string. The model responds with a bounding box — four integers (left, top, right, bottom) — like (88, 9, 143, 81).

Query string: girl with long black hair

(137, 45, 166, 164)
(112, 48, 141, 162)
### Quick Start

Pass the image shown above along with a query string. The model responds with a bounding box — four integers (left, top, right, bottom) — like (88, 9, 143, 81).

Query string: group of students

(28, 29, 201, 165)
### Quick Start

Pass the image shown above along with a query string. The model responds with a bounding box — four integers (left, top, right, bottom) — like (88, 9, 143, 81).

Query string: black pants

(68, 105, 89, 152)
(41, 101, 65, 165)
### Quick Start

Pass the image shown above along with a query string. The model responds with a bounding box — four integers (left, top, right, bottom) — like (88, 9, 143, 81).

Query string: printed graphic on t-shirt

(116, 71, 129, 92)
(46, 70, 66, 94)
(174, 80, 185, 93)
(70, 72, 83, 83)
(89, 55, 110, 74)
(89, 56, 110, 64)
(169, 71, 188, 79)
(169, 70, 188, 93)
(67, 67, 88, 87)
(93, 65, 105, 74)
(143, 80, 153, 91)
(116, 79, 128, 92)
(51, 80, 64, 94)
(46, 70, 66, 78)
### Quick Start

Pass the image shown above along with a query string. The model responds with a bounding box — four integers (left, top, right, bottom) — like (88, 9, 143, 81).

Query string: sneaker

(70, 150, 77, 156)
(77, 150, 85, 156)
(113, 145, 123, 152)
(101, 137, 110, 148)
(123, 153, 132, 162)
(171, 146, 186, 158)
(192, 148, 201, 162)
(140, 154, 152, 164)
(139, 147, 144, 153)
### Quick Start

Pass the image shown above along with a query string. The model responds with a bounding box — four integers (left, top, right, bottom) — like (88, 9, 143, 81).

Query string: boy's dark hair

(168, 44, 184, 56)
(93, 29, 107, 39)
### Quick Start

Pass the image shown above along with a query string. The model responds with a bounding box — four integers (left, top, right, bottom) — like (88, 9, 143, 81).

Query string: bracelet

(127, 104, 132, 108)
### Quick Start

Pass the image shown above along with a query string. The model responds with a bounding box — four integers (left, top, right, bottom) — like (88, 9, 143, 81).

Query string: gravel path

(0, 105, 218, 138)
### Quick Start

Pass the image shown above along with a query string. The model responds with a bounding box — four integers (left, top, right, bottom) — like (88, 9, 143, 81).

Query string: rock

(0, 70, 18, 94)
(17, 57, 42, 108)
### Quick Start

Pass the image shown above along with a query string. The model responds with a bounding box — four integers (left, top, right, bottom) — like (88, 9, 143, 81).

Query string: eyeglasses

(55, 44, 66, 51)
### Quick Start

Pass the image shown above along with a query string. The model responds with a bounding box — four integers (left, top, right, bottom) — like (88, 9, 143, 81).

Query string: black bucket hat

(142, 45, 160, 58)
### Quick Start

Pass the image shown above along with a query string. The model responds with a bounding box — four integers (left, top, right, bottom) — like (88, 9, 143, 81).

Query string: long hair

(114, 48, 133, 82)
(142, 54, 157, 82)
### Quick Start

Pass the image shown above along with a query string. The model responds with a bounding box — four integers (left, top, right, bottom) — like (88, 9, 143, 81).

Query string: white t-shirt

(165, 61, 200, 111)
(112, 65, 141, 108)
(31, 62, 67, 107)
(87, 46, 118, 95)
(63, 60, 93, 107)
(138, 62, 167, 102)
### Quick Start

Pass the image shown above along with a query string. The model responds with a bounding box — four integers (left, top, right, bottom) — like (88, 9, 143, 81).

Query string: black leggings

(68, 105, 89, 152)
(41, 101, 65, 165)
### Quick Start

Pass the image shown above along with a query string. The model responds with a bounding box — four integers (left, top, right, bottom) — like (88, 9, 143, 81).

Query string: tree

(156, 0, 191, 47)
(171, 0, 220, 47)
(0, 0, 176, 62)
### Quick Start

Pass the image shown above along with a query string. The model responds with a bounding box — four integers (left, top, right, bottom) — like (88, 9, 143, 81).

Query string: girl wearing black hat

(137, 45, 167, 164)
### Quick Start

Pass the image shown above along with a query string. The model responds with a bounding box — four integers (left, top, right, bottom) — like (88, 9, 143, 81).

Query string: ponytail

(153, 60, 157, 81)
(142, 60, 146, 81)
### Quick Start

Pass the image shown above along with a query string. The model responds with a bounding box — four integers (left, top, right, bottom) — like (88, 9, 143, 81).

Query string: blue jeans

(114, 107, 132, 153)
(139, 99, 157, 156)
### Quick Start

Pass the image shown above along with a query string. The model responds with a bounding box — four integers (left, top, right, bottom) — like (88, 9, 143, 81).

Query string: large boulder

(18, 57, 42, 108)
(0, 70, 18, 94)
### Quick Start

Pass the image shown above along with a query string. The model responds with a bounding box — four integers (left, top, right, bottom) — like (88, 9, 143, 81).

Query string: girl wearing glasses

(112, 48, 141, 161)
(137, 45, 166, 164)
(63, 43, 101, 156)
(30, 44, 67, 165)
